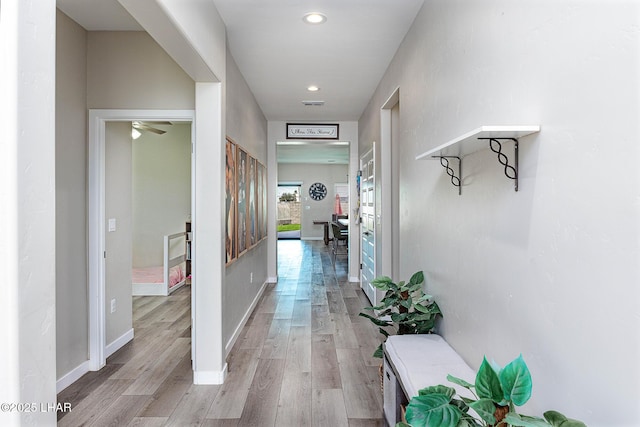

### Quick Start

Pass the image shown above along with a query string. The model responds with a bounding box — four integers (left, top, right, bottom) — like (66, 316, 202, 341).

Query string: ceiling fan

(132, 121, 173, 136)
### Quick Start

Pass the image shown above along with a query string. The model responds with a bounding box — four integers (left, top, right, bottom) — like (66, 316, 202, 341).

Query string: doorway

(276, 184, 302, 240)
(88, 109, 195, 372)
(360, 147, 377, 305)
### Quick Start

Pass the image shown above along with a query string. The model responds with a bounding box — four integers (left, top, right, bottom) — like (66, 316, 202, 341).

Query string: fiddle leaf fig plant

(359, 271, 442, 358)
(398, 355, 586, 427)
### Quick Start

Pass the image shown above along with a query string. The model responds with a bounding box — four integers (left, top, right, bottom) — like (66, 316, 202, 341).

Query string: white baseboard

(193, 363, 227, 385)
(56, 360, 91, 393)
(349, 276, 360, 283)
(225, 280, 268, 356)
(132, 282, 168, 296)
(267, 276, 278, 283)
(105, 328, 134, 358)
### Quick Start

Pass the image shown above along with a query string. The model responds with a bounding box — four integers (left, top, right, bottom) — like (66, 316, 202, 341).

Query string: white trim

(349, 276, 359, 283)
(193, 363, 228, 385)
(380, 87, 400, 279)
(56, 360, 91, 393)
(267, 276, 278, 283)
(301, 237, 323, 241)
(225, 280, 268, 356)
(88, 109, 195, 373)
(105, 328, 134, 358)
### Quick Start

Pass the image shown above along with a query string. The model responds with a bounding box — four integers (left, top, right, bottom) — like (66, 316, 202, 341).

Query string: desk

(313, 220, 331, 245)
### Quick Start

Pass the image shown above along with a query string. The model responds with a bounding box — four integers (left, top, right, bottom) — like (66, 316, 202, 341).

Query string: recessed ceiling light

(307, 85, 320, 92)
(303, 12, 326, 24)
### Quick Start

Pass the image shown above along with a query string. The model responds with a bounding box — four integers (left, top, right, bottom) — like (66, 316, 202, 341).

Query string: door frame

(360, 146, 378, 304)
(88, 109, 195, 371)
(380, 87, 399, 279)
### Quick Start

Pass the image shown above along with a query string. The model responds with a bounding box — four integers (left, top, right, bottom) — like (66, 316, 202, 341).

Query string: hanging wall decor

(227, 137, 267, 263)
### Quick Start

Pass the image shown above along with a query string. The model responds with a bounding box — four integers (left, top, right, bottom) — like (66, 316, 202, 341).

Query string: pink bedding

(132, 265, 185, 288)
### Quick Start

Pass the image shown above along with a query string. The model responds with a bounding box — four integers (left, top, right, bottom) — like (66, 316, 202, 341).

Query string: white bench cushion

(384, 334, 476, 399)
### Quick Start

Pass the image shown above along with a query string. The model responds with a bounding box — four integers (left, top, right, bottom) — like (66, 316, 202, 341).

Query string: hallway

(57, 241, 384, 426)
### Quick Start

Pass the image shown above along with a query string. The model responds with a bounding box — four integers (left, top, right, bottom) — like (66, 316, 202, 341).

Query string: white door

(360, 147, 379, 305)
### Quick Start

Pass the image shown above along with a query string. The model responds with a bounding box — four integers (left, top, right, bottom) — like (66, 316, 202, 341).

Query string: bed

(132, 232, 188, 296)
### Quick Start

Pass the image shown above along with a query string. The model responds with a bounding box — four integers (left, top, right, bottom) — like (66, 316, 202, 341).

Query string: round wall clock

(309, 182, 327, 201)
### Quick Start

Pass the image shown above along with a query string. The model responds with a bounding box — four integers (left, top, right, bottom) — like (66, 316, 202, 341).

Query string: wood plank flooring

(57, 240, 385, 426)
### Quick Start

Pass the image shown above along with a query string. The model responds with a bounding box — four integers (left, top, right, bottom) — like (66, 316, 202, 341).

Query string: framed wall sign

(286, 123, 339, 140)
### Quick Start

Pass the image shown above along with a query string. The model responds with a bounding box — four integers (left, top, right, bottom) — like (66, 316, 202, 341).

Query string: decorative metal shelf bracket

(478, 137, 519, 191)
(431, 156, 461, 195)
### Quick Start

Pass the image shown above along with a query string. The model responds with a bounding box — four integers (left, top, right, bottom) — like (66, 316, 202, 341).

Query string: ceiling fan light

(303, 12, 326, 24)
(307, 85, 320, 92)
(131, 128, 142, 140)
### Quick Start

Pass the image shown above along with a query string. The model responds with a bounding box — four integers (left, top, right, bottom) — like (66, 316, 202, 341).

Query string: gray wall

(56, 10, 88, 379)
(223, 49, 269, 352)
(87, 32, 195, 109)
(132, 123, 192, 267)
(55, 21, 196, 382)
(277, 163, 349, 240)
(105, 122, 133, 344)
(358, 1, 639, 425)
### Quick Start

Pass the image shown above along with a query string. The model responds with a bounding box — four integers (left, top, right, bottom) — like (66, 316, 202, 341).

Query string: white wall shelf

(416, 125, 540, 193)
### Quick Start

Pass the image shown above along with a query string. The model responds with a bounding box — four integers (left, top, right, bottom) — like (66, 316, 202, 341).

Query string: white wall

(0, 1, 57, 425)
(358, 1, 640, 425)
(132, 123, 191, 267)
(277, 163, 349, 240)
(56, 10, 89, 380)
(223, 49, 269, 353)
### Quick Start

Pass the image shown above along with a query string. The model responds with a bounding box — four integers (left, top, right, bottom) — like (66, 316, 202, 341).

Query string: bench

(382, 334, 476, 426)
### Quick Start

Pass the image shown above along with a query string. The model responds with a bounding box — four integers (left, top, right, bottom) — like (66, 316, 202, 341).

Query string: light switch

(108, 218, 117, 232)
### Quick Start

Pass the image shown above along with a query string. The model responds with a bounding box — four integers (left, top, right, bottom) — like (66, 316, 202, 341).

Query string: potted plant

(399, 354, 586, 427)
(359, 271, 442, 358)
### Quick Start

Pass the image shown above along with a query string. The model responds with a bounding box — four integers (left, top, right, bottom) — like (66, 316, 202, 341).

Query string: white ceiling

(56, 0, 425, 161)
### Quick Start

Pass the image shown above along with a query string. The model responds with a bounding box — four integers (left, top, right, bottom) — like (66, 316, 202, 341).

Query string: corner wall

(1, 1, 57, 425)
(358, 1, 640, 425)
(56, 10, 89, 381)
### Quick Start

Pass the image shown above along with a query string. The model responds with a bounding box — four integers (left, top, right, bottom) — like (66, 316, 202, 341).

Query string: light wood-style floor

(58, 240, 385, 426)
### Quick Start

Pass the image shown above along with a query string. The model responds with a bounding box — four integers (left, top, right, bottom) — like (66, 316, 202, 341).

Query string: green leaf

(414, 304, 432, 314)
(415, 294, 433, 303)
(409, 271, 425, 286)
(543, 411, 587, 427)
(408, 281, 423, 293)
(429, 301, 442, 316)
(395, 423, 412, 427)
(475, 357, 504, 402)
(456, 419, 482, 427)
(358, 312, 391, 327)
(372, 276, 393, 287)
(405, 394, 462, 427)
(504, 413, 552, 427)
(418, 385, 456, 399)
(372, 344, 383, 358)
(468, 399, 497, 425)
(378, 327, 390, 337)
(499, 354, 532, 406)
(446, 374, 474, 390)
(400, 298, 413, 309)
(391, 312, 409, 323)
(414, 320, 437, 334)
